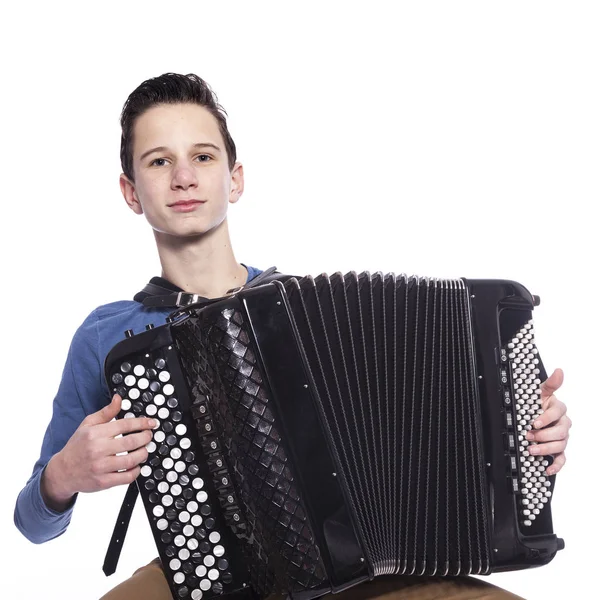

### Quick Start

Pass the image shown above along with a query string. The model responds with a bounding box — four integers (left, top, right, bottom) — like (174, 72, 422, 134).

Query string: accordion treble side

(104, 273, 564, 600)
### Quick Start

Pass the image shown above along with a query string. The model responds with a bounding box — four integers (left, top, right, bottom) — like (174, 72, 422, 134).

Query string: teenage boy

(15, 73, 572, 600)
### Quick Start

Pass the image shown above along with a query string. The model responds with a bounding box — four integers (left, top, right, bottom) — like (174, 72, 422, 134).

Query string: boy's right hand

(41, 394, 156, 511)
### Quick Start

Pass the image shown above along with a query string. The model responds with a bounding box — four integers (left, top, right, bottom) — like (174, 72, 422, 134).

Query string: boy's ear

(120, 173, 143, 215)
(228, 162, 244, 205)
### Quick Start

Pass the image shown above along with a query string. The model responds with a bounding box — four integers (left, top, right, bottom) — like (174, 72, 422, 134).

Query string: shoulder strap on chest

(136, 267, 294, 308)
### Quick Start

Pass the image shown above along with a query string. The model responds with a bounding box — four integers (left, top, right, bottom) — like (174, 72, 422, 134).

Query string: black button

(154, 469, 165, 480)
(168, 398, 179, 408)
(166, 508, 177, 520)
(217, 559, 229, 571)
(170, 521, 182, 533)
(199, 542, 211, 554)
(149, 492, 159, 504)
(161, 532, 173, 544)
(144, 479, 156, 491)
(112, 373, 124, 385)
(212, 582, 223, 595)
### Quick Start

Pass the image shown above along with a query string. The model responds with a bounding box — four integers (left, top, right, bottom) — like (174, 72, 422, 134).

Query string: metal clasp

(175, 292, 200, 307)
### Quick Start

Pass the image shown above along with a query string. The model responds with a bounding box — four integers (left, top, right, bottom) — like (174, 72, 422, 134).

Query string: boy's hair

(120, 72, 237, 182)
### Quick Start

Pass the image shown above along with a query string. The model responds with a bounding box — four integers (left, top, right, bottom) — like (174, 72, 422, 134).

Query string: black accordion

(104, 273, 565, 600)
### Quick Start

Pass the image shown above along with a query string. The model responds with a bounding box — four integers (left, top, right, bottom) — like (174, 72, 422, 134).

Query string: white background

(1, 2, 597, 599)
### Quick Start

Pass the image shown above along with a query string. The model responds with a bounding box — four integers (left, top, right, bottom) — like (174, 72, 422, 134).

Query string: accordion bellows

(105, 273, 564, 600)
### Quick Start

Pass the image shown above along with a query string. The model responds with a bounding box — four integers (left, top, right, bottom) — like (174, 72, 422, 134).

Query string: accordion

(104, 273, 565, 600)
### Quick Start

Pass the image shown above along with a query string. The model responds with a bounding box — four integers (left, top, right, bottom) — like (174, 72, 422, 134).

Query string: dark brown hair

(120, 73, 237, 181)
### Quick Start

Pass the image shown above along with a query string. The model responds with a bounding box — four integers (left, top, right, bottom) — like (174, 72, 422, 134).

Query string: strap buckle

(175, 292, 200, 307)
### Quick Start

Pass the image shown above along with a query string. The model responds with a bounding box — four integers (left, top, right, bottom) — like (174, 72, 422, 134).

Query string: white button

(196, 566, 207, 577)
(204, 555, 215, 567)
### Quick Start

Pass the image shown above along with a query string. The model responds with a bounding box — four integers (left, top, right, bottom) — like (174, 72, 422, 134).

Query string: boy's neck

(153, 219, 248, 299)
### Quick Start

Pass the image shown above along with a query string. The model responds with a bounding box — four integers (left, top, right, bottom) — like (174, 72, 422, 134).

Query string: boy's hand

(41, 394, 155, 511)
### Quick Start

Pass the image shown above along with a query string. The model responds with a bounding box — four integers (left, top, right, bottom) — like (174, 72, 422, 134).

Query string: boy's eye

(196, 155, 211, 162)
(150, 158, 168, 167)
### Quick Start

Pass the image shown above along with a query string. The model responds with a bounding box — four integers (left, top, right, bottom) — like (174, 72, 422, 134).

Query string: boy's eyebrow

(139, 142, 222, 161)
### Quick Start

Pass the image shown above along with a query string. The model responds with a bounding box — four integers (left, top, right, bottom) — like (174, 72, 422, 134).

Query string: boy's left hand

(525, 368, 571, 475)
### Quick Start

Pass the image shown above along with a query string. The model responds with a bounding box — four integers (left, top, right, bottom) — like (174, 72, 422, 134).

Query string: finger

(527, 440, 567, 457)
(526, 418, 570, 443)
(111, 429, 154, 454)
(546, 453, 566, 476)
(531, 400, 567, 430)
(540, 368, 564, 398)
(98, 466, 142, 490)
(83, 393, 123, 426)
(104, 416, 157, 438)
(105, 446, 149, 473)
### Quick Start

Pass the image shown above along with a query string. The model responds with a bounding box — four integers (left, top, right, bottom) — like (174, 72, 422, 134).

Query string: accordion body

(105, 273, 565, 600)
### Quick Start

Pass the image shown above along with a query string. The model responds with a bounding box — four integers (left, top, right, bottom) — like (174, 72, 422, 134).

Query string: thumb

(83, 393, 123, 426)
(541, 367, 564, 398)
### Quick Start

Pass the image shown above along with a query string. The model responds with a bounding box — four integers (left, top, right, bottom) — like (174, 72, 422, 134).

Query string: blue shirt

(14, 266, 263, 544)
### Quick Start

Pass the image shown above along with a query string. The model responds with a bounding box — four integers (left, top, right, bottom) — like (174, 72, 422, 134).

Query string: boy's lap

(100, 559, 525, 600)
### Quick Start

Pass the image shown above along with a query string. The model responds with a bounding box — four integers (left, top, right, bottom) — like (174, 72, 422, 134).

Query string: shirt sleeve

(14, 310, 107, 544)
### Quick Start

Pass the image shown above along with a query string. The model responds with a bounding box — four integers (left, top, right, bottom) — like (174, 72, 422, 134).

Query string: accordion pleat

(173, 310, 327, 597)
(283, 273, 490, 576)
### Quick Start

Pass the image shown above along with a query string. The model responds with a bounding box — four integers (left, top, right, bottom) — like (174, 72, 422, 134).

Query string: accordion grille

(282, 273, 491, 576)
(173, 310, 327, 597)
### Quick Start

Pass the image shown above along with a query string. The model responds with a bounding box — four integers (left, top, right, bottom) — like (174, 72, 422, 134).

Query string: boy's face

(120, 103, 243, 238)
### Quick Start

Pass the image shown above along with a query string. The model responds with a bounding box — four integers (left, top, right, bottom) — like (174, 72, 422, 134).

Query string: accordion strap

(103, 481, 139, 576)
(140, 266, 281, 309)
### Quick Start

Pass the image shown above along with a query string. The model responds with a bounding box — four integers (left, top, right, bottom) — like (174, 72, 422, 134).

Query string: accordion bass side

(104, 273, 565, 600)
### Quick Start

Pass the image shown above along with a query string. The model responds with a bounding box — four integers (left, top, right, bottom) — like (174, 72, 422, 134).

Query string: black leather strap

(140, 266, 286, 309)
(103, 482, 139, 576)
